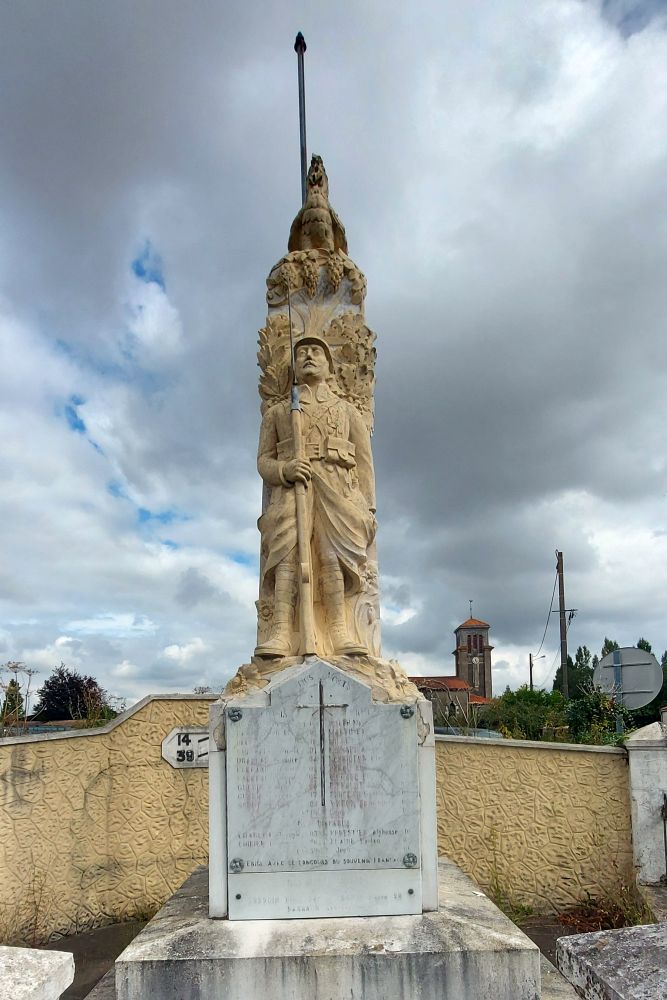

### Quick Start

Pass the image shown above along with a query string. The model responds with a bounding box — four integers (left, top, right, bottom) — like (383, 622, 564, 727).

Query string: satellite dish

(593, 647, 662, 710)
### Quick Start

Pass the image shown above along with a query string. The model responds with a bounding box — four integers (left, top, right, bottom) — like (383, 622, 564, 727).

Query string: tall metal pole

(529, 653, 534, 692)
(294, 32, 308, 205)
(556, 551, 569, 699)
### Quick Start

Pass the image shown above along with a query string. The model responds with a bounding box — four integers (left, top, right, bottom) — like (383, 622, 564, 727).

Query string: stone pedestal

(209, 658, 437, 919)
(0, 945, 74, 1000)
(626, 721, 667, 884)
(115, 860, 542, 1000)
(557, 922, 667, 999)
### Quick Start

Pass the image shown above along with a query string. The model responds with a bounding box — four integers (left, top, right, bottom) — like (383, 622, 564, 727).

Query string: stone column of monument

(207, 155, 437, 923)
(223, 155, 420, 705)
(116, 153, 543, 1000)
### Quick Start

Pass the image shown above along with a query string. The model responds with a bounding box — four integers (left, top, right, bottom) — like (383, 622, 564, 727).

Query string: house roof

(409, 676, 472, 691)
(456, 617, 490, 629)
(469, 694, 493, 705)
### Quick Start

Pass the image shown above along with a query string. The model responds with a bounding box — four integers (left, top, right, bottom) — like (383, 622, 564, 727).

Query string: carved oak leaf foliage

(257, 315, 291, 413)
(326, 313, 377, 431)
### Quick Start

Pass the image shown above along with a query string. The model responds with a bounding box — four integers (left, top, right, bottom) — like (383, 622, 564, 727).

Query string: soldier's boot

(254, 564, 297, 657)
(321, 567, 368, 656)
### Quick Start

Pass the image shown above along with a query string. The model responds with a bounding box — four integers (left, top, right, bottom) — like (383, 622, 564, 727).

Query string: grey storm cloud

(1, 0, 666, 702)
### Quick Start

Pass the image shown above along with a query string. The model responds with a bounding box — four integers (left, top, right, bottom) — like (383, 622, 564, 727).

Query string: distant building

(409, 676, 473, 720)
(409, 615, 494, 720)
(453, 617, 493, 699)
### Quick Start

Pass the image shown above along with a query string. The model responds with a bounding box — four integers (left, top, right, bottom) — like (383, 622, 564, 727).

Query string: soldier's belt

(277, 436, 356, 468)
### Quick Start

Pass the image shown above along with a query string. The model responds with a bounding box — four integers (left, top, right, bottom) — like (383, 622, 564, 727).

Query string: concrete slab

(0, 945, 74, 1000)
(640, 883, 667, 922)
(115, 860, 541, 999)
(557, 921, 667, 999)
(87, 954, 580, 999)
(81, 969, 115, 999)
(540, 957, 580, 999)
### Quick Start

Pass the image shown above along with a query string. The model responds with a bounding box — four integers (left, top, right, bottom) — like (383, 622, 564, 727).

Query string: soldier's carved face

(295, 344, 330, 383)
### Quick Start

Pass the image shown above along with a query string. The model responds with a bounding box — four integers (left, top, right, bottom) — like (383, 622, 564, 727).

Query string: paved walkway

(44, 921, 146, 1000)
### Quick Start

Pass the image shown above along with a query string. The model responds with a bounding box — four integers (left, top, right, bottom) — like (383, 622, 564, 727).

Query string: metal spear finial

(294, 32, 308, 205)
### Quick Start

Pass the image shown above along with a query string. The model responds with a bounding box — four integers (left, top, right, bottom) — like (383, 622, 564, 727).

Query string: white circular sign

(593, 647, 662, 710)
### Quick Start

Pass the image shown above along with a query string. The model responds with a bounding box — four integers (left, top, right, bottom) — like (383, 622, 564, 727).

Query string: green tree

(601, 637, 619, 658)
(566, 686, 633, 744)
(660, 651, 667, 708)
(636, 637, 652, 653)
(552, 646, 594, 699)
(481, 686, 567, 741)
(631, 647, 667, 727)
(33, 664, 110, 722)
(1, 678, 24, 721)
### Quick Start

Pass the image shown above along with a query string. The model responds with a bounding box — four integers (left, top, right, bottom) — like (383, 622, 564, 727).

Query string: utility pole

(529, 653, 534, 692)
(556, 550, 568, 699)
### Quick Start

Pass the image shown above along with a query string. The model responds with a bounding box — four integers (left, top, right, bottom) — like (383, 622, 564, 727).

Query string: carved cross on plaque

(297, 678, 348, 807)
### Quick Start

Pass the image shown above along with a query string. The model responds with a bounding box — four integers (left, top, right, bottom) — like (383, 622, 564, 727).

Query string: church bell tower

(453, 616, 493, 699)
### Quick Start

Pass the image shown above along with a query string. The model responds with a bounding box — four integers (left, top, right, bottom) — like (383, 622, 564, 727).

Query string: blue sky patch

(107, 480, 129, 500)
(63, 394, 86, 433)
(131, 240, 165, 290)
(226, 550, 257, 568)
(137, 507, 191, 526)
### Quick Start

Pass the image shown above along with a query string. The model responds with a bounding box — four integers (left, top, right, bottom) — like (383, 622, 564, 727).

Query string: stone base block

(557, 922, 667, 999)
(115, 859, 541, 999)
(0, 945, 74, 1000)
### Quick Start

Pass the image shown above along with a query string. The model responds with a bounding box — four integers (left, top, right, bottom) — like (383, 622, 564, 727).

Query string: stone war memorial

(113, 38, 542, 1000)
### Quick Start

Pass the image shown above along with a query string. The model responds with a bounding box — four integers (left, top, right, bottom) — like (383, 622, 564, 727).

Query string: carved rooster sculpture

(288, 154, 348, 254)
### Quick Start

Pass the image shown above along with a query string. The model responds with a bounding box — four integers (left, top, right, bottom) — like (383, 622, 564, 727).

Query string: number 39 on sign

(161, 727, 209, 768)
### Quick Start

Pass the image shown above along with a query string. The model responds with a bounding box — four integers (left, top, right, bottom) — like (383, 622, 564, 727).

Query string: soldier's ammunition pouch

(276, 436, 356, 469)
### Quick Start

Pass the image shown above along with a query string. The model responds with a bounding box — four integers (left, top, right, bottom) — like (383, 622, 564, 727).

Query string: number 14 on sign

(161, 727, 209, 769)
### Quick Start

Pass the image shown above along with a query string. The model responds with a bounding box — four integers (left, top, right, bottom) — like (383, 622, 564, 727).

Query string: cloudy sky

(1, 0, 666, 707)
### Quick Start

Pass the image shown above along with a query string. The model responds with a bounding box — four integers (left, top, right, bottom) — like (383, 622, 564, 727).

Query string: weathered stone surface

(226, 661, 421, 872)
(0, 945, 74, 1000)
(540, 956, 580, 999)
(640, 883, 667, 923)
(557, 921, 667, 999)
(626, 722, 667, 884)
(116, 859, 541, 999)
(211, 659, 434, 919)
(90, 955, 581, 1000)
(83, 969, 115, 999)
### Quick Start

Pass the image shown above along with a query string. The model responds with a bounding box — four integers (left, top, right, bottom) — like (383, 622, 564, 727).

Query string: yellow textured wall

(0, 696, 214, 943)
(435, 736, 634, 911)
(0, 702, 635, 943)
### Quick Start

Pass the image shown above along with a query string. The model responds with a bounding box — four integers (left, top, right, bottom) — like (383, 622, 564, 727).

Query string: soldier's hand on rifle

(284, 458, 312, 485)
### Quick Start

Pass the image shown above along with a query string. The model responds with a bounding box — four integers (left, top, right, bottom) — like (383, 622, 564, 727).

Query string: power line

(535, 569, 558, 657)
(534, 613, 576, 689)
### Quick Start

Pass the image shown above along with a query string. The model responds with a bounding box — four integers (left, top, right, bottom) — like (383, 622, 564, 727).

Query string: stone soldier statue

(255, 335, 377, 658)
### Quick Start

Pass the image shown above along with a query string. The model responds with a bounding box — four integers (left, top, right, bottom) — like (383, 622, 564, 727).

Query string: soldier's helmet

(293, 335, 335, 374)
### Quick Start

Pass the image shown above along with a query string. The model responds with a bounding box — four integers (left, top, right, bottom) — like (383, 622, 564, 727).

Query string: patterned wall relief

(0, 702, 634, 943)
(0, 698, 213, 943)
(435, 739, 634, 911)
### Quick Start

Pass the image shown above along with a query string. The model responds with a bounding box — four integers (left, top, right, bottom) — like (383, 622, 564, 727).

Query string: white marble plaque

(226, 661, 421, 886)
(228, 868, 421, 919)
